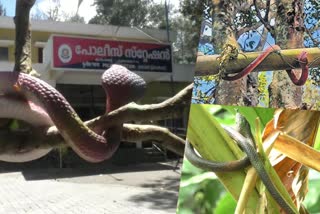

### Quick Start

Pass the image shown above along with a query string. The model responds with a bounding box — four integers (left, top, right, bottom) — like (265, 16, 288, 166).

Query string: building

(0, 16, 194, 163)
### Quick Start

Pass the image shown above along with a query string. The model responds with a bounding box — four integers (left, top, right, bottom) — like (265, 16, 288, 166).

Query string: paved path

(0, 162, 181, 214)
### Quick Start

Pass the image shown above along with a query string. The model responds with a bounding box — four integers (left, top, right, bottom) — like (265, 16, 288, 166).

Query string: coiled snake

(0, 64, 146, 163)
(222, 45, 309, 86)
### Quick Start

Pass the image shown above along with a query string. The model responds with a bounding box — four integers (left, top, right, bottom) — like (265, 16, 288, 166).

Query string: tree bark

(213, 0, 251, 106)
(14, 0, 36, 73)
(268, 0, 305, 108)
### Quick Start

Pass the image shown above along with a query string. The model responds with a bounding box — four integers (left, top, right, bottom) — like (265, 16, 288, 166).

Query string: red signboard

(52, 35, 172, 72)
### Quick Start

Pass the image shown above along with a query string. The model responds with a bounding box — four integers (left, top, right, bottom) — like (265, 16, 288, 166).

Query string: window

(0, 47, 8, 61)
(38, 47, 43, 63)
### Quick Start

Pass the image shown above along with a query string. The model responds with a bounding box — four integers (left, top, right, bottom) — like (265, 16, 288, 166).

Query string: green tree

(89, 0, 210, 64)
(89, 0, 178, 30)
(89, 0, 152, 27)
(178, 0, 211, 62)
(171, 15, 198, 64)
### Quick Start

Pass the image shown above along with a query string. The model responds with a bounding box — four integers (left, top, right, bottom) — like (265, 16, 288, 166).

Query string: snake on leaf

(0, 64, 146, 163)
(221, 45, 309, 86)
(185, 113, 296, 214)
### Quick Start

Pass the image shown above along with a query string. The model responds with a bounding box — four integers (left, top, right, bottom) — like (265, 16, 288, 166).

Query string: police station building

(0, 16, 194, 162)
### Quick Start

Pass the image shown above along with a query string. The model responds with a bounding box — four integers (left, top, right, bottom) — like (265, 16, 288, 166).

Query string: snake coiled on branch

(0, 64, 146, 163)
(222, 45, 309, 86)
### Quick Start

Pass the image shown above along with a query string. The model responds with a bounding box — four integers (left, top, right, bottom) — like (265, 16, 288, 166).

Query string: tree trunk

(14, 0, 35, 73)
(268, 0, 305, 108)
(213, 0, 258, 106)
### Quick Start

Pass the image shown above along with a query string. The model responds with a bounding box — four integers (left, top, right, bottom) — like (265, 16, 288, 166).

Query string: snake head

(102, 64, 146, 112)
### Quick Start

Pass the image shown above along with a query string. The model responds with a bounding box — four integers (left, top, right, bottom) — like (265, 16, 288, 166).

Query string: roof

(0, 16, 176, 43)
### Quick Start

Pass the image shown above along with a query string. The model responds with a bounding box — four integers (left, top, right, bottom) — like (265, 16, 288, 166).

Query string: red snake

(222, 45, 309, 86)
(0, 65, 146, 163)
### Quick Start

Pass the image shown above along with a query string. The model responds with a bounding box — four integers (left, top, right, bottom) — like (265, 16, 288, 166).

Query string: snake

(185, 139, 250, 171)
(185, 127, 295, 214)
(222, 45, 309, 86)
(0, 64, 146, 163)
(185, 112, 253, 171)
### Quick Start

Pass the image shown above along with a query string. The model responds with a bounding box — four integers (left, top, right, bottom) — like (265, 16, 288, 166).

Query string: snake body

(222, 126, 295, 214)
(0, 96, 53, 162)
(222, 45, 309, 86)
(185, 140, 250, 171)
(0, 65, 146, 163)
(185, 113, 253, 171)
(185, 126, 295, 214)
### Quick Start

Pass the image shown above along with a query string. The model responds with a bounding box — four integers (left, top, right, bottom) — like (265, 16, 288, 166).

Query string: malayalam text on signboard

(52, 35, 172, 73)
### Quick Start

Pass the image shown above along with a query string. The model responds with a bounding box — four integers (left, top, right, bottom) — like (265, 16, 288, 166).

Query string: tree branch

(47, 83, 193, 134)
(0, 84, 192, 156)
(253, 0, 275, 36)
(0, 123, 185, 156)
(121, 124, 185, 156)
(195, 47, 320, 76)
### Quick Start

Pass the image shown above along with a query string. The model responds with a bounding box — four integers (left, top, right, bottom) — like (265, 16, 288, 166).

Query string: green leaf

(237, 106, 274, 128)
(180, 171, 217, 188)
(187, 104, 260, 211)
(303, 170, 320, 213)
(182, 158, 207, 176)
(214, 192, 237, 214)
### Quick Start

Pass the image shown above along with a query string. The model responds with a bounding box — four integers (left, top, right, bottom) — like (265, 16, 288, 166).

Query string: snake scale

(0, 64, 146, 163)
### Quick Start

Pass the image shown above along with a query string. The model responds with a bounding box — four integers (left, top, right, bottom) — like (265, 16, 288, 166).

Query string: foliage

(302, 171, 320, 213)
(258, 72, 269, 107)
(304, 0, 320, 47)
(177, 158, 226, 214)
(178, 0, 211, 63)
(89, 0, 173, 29)
(192, 77, 216, 104)
(171, 15, 199, 64)
(302, 78, 320, 110)
(304, 0, 320, 85)
(178, 105, 320, 213)
(177, 105, 273, 213)
(89, 0, 209, 64)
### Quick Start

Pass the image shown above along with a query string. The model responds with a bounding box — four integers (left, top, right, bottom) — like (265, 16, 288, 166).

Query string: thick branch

(48, 83, 193, 134)
(0, 83, 191, 157)
(121, 124, 185, 156)
(195, 47, 320, 76)
(0, 124, 185, 156)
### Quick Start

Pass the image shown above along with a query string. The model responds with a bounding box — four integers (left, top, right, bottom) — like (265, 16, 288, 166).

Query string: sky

(2, 0, 97, 22)
(1, 0, 180, 23)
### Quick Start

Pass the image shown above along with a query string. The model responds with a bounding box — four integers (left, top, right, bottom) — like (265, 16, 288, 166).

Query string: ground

(0, 161, 181, 214)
